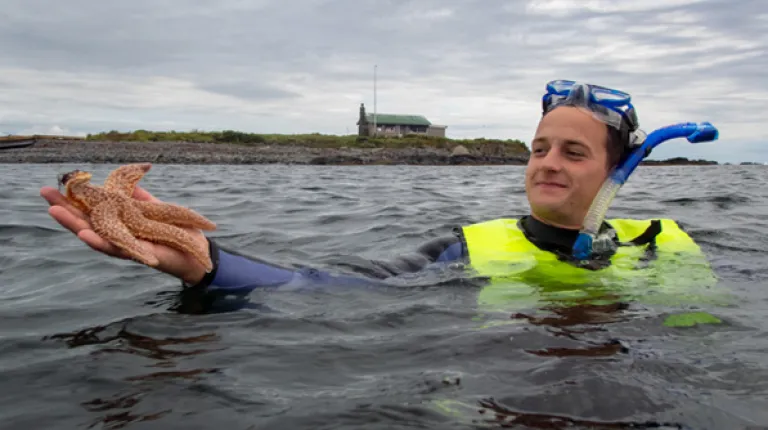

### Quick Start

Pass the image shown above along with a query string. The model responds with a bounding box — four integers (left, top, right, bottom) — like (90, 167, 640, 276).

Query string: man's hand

(40, 184, 210, 285)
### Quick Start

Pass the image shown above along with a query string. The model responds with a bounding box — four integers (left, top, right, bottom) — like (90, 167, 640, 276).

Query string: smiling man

(526, 106, 618, 230)
(41, 79, 717, 313)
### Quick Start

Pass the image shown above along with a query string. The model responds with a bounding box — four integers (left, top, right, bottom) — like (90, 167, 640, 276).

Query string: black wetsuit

(183, 216, 601, 311)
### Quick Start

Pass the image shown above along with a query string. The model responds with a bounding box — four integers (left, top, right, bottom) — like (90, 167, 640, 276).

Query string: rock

(451, 145, 470, 156)
(309, 155, 364, 165)
(0, 139, 531, 166)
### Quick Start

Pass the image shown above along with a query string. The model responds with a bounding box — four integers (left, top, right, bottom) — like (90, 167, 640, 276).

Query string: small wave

(2, 164, 768, 429)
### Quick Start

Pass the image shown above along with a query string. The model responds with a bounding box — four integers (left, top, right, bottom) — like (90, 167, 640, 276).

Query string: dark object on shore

(0, 136, 37, 150)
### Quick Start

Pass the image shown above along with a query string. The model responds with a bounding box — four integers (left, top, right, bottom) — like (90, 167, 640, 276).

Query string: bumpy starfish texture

(58, 163, 217, 271)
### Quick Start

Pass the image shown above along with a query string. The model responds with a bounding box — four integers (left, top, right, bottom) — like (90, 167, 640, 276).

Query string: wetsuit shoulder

(353, 233, 465, 278)
(417, 234, 465, 262)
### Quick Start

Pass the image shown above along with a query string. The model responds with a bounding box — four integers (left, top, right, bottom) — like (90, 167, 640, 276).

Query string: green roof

(365, 114, 431, 126)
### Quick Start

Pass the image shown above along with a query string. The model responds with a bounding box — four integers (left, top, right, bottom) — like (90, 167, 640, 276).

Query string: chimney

(359, 103, 367, 124)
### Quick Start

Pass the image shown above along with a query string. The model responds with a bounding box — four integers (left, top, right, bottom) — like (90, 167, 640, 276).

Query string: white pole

(373, 64, 377, 137)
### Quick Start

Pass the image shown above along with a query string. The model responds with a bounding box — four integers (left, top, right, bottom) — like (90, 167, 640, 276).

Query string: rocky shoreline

(0, 139, 723, 166)
(0, 139, 529, 165)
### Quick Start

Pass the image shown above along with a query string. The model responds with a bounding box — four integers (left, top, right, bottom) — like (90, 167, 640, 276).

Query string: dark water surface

(2, 163, 768, 430)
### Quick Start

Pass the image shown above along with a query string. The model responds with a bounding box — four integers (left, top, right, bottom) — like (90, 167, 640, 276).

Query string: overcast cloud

(1, 0, 766, 162)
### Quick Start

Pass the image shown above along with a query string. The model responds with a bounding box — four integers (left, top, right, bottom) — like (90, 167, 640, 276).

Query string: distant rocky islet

(0, 138, 724, 166)
(0, 138, 530, 165)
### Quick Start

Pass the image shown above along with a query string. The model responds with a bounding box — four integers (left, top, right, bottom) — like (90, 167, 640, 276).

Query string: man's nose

(539, 149, 563, 171)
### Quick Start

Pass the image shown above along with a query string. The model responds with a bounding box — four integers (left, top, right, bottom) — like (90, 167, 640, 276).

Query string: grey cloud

(0, 0, 766, 162)
(199, 82, 300, 101)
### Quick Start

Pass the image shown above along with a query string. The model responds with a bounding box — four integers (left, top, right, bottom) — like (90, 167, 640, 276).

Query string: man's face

(524, 106, 612, 229)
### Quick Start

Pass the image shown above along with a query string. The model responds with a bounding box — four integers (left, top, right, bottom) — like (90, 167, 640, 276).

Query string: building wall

(426, 125, 447, 138)
(363, 123, 446, 138)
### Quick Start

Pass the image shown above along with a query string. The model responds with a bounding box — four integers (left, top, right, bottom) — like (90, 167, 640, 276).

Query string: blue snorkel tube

(571, 121, 719, 260)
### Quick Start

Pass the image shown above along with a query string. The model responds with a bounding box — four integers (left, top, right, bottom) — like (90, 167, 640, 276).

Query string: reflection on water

(44, 321, 223, 429)
(4, 164, 768, 429)
(513, 300, 631, 357)
(474, 397, 685, 429)
(45, 324, 223, 362)
(81, 394, 171, 430)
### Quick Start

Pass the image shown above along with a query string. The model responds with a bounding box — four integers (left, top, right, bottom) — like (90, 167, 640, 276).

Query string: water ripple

(2, 163, 768, 429)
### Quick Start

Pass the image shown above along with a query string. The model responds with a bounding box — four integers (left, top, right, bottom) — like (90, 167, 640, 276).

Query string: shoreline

(0, 138, 721, 166)
(0, 139, 529, 165)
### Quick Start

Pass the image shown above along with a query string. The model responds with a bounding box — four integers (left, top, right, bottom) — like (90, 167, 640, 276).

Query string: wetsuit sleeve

(180, 233, 466, 312)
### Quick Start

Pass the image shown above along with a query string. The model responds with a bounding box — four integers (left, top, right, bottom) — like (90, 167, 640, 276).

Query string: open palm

(40, 184, 210, 285)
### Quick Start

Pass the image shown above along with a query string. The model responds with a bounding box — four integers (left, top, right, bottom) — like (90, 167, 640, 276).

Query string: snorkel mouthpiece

(572, 121, 720, 261)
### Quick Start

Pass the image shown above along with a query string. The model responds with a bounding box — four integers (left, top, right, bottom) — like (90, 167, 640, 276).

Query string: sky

(1, 0, 766, 163)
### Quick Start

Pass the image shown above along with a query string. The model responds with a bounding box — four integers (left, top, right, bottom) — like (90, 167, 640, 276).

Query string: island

(639, 157, 719, 166)
(0, 130, 530, 165)
(0, 130, 720, 166)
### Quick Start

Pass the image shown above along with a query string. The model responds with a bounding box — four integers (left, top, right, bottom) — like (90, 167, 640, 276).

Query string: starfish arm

(89, 201, 160, 267)
(104, 163, 151, 196)
(133, 200, 217, 231)
(121, 203, 213, 272)
(65, 189, 90, 214)
(65, 184, 108, 215)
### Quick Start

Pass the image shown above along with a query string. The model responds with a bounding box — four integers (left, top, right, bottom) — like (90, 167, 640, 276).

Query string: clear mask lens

(547, 80, 631, 105)
(592, 87, 627, 103)
(547, 79, 576, 94)
(543, 80, 638, 133)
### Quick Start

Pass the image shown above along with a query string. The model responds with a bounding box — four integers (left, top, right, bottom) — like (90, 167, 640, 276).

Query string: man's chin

(530, 193, 568, 208)
(530, 199, 570, 217)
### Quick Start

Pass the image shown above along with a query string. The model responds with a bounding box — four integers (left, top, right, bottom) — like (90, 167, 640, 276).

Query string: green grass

(84, 130, 530, 154)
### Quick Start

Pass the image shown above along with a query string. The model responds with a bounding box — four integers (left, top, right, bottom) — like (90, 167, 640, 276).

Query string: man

(40, 80, 719, 315)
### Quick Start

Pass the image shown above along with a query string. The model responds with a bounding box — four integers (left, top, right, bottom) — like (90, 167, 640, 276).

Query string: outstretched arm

(41, 183, 467, 314)
(182, 233, 467, 311)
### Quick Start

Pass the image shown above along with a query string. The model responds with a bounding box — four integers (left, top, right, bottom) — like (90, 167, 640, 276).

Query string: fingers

(40, 186, 68, 207)
(78, 229, 129, 259)
(48, 205, 91, 235)
(49, 204, 127, 259)
(40, 186, 86, 219)
(41, 173, 158, 264)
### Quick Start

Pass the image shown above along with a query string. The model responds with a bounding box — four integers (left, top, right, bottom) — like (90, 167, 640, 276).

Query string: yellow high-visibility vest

(459, 218, 723, 312)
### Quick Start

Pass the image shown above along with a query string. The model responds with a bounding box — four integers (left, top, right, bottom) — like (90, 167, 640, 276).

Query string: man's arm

(180, 232, 466, 312)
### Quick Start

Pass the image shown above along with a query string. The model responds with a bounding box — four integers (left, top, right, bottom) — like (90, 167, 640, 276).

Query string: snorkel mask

(542, 79, 643, 147)
(540, 80, 720, 260)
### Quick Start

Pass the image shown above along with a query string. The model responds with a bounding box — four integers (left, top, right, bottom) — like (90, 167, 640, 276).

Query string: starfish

(58, 163, 217, 271)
